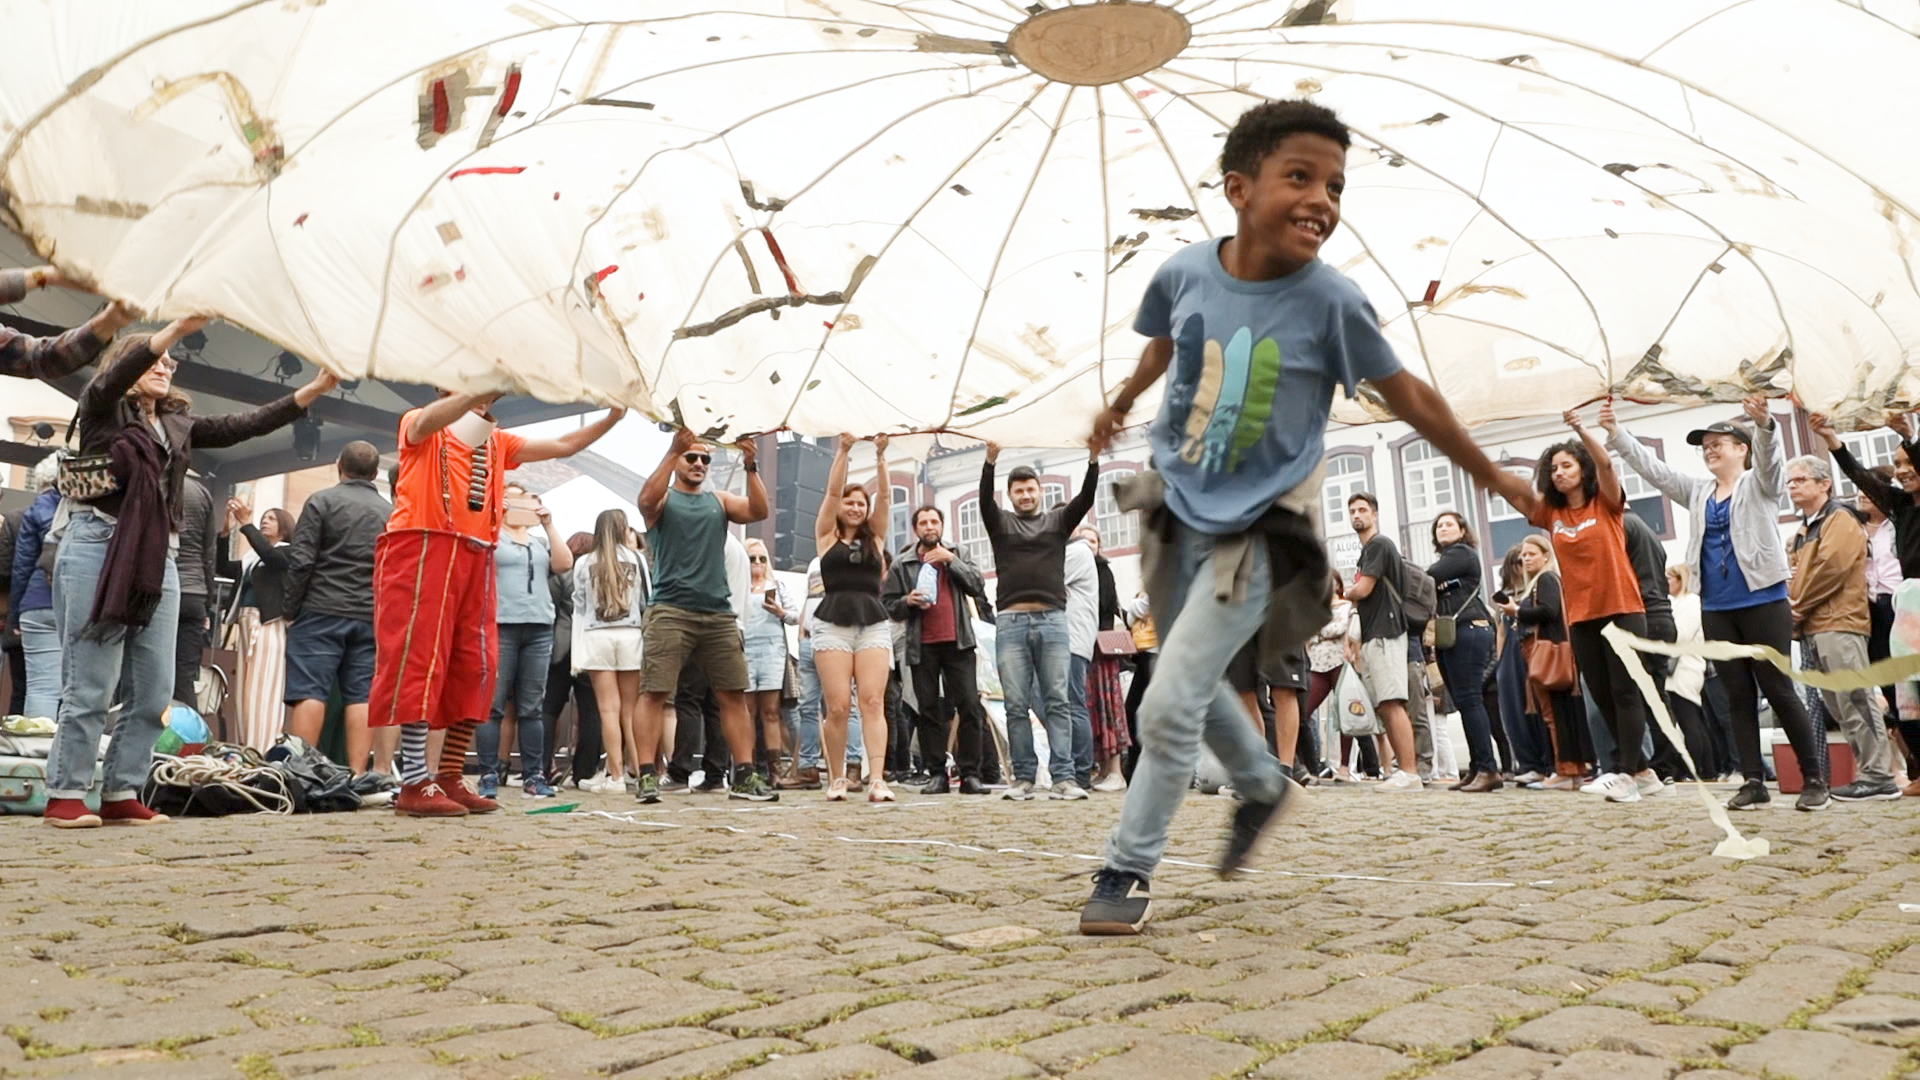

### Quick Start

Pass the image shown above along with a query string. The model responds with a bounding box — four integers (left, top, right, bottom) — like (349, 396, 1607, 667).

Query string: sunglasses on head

(683, 452, 711, 465)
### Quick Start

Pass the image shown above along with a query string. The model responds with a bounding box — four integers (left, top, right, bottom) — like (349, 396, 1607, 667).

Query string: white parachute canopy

(3, 0, 1919, 444)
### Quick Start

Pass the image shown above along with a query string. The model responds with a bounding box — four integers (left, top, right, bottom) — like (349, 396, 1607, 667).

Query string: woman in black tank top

(812, 433, 896, 803)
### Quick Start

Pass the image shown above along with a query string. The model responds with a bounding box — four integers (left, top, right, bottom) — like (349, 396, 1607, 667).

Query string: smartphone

(503, 497, 540, 527)
(1491, 590, 1510, 605)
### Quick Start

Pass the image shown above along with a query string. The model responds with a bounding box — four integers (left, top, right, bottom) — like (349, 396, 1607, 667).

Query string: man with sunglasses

(633, 428, 775, 801)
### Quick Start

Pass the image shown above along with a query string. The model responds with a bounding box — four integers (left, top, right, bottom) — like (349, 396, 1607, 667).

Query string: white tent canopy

(4, 0, 1917, 444)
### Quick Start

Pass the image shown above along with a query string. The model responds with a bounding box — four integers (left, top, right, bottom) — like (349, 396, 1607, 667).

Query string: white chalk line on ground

(566, 808, 1533, 888)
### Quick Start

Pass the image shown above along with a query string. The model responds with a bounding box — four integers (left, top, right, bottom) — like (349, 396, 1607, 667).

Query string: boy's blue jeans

(1104, 522, 1284, 880)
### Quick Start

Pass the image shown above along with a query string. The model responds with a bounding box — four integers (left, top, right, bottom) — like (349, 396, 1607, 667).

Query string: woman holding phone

(477, 483, 572, 799)
(743, 539, 799, 783)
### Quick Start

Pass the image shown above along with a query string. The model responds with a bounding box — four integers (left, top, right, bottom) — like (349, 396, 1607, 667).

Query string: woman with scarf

(42, 319, 335, 828)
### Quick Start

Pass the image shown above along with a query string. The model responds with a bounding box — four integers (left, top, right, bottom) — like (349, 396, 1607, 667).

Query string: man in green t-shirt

(632, 428, 773, 802)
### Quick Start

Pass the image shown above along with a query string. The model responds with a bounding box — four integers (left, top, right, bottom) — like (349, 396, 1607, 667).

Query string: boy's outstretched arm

(1090, 337, 1172, 453)
(1370, 370, 1536, 515)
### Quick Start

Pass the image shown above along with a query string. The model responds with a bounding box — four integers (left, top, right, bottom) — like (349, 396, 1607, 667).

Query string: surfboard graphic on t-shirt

(1174, 322, 1284, 473)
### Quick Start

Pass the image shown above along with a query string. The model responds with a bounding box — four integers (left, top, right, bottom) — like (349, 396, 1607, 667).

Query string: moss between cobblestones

(1781, 965, 1873, 1030)
(236, 1053, 284, 1080)
(345, 1023, 381, 1047)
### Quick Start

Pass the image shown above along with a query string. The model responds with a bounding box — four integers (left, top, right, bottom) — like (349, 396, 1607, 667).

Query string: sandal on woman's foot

(868, 779, 895, 804)
(826, 778, 849, 802)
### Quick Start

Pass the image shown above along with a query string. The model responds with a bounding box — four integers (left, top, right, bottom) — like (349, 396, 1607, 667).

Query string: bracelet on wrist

(744, 463, 758, 473)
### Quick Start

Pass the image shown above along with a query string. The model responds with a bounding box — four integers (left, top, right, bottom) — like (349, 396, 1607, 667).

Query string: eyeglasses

(683, 453, 711, 465)
(152, 356, 179, 374)
(748, 555, 768, 563)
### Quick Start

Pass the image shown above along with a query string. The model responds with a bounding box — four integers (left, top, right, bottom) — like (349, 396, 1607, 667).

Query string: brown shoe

(778, 766, 821, 790)
(1460, 772, 1504, 793)
(395, 780, 468, 817)
(437, 776, 500, 814)
(1447, 771, 1476, 792)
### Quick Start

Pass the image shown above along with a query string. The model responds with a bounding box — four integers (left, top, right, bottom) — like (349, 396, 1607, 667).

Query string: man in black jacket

(282, 442, 394, 778)
(173, 475, 220, 708)
(883, 506, 992, 794)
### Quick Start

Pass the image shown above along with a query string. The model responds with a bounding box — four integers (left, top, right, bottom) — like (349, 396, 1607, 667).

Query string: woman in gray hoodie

(1604, 396, 1825, 813)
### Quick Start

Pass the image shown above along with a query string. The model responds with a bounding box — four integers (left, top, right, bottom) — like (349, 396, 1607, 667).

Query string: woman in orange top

(1508, 407, 1656, 804)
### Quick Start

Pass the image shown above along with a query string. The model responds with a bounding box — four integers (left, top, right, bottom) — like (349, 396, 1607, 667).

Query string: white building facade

(888, 399, 1906, 612)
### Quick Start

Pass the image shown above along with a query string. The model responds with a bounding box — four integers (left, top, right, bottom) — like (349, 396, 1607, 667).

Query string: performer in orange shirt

(372, 391, 623, 817)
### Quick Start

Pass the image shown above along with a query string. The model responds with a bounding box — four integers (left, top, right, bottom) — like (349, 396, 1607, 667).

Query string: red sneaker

(394, 780, 468, 817)
(437, 777, 499, 814)
(43, 798, 101, 829)
(99, 799, 171, 826)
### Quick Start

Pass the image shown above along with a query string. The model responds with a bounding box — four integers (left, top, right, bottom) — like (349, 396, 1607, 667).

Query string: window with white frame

(889, 484, 911, 553)
(1322, 454, 1370, 537)
(1096, 469, 1139, 551)
(1042, 482, 1066, 511)
(1612, 453, 1670, 535)
(1837, 429, 1904, 498)
(1400, 439, 1464, 567)
(955, 496, 993, 571)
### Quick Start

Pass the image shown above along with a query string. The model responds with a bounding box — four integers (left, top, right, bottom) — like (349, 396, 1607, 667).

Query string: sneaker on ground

(1831, 779, 1902, 801)
(1579, 772, 1617, 795)
(1726, 779, 1771, 811)
(1795, 780, 1831, 812)
(1051, 781, 1090, 800)
(730, 771, 779, 802)
(657, 776, 689, 794)
(1596, 773, 1641, 802)
(624, 774, 640, 794)
(1218, 775, 1303, 877)
(1373, 770, 1421, 794)
(1003, 780, 1037, 801)
(1512, 770, 1546, 785)
(1091, 774, 1126, 793)
(43, 797, 101, 828)
(521, 778, 557, 799)
(394, 780, 468, 817)
(1540, 775, 1578, 791)
(478, 774, 499, 800)
(693, 773, 728, 793)
(637, 773, 661, 804)
(1634, 771, 1668, 797)
(1079, 869, 1152, 935)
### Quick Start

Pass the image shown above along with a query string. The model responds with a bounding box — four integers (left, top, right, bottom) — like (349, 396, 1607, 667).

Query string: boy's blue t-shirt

(1134, 238, 1402, 535)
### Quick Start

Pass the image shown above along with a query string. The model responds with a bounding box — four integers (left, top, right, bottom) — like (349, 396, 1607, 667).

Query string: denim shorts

(283, 611, 377, 705)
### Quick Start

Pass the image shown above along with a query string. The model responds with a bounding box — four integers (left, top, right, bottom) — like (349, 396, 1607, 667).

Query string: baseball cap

(1686, 420, 1752, 448)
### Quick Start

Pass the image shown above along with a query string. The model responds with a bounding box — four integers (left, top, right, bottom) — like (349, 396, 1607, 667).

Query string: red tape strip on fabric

(448, 166, 527, 179)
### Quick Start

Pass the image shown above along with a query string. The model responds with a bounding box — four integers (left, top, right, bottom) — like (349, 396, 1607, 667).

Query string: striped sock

(439, 720, 477, 782)
(399, 723, 429, 786)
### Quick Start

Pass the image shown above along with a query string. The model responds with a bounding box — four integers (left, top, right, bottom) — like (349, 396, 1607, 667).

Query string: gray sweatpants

(1808, 631, 1893, 786)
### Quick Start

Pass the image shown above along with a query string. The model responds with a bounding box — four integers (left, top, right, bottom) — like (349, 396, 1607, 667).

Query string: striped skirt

(234, 608, 287, 752)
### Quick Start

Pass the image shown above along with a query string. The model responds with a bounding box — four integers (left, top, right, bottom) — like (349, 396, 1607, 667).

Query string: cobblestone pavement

(4, 782, 1920, 1080)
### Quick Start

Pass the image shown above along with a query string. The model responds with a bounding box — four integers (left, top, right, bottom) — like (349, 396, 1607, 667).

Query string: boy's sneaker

(1079, 869, 1152, 935)
(478, 774, 499, 800)
(1726, 780, 1770, 811)
(1050, 781, 1090, 801)
(521, 778, 556, 799)
(1796, 780, 1831, 812)
(694, 772, 728, 793)
(729, 771, 778, 802)
(1831, 779, 1901, 802)
(1003, 780, 1037, 801)
(1373, 770, 1421, 794)
(637, 773, 661, 804)
(1219, 775, 1304, 877)
(1595, 773, 1641, 803)
(1579, 772, 1618, 795)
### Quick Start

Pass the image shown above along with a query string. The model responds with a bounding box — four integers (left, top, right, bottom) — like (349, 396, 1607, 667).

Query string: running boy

(1080, 100, 1532, 934)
